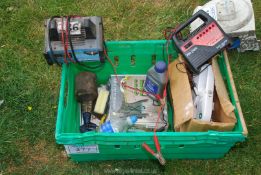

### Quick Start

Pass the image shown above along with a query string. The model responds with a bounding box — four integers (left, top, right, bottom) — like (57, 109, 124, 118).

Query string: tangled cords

(49, 16, 104, 70)
(103, 29, 175, 165)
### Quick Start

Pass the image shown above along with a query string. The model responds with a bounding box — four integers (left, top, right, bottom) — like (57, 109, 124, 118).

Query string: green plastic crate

(55, 40, 247, 162)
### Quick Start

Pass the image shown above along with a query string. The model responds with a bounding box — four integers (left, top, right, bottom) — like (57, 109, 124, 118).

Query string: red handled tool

(104, 35, 167, 165)
(142, 135, 166, 165)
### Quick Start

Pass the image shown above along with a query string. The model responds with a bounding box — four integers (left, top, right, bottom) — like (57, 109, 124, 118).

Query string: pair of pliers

(142, 135, 166, 165)
(118, 99, 149, 119)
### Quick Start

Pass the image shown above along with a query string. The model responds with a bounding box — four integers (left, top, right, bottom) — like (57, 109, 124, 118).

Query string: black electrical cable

(176, 61, 211, 75)
(176, 62, 187, 73)
(103, 41, 108, 53)
(163, 28, 176, 62)
(155, 109, 168, 132)
(166, 83, 175, 131)
(48, 16, 62, 66)
(152, 100, 161, 106)
(162, 112, 168, 126)
(67, 16, 104, 70)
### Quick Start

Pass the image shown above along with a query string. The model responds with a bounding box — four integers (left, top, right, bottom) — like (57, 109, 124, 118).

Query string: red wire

(105, 26, 179, 162)
(65, 16, 75, 63)
(151, 28, 176, 156)
(123, 84, 158, 97)
(61, 17, 68, 64)
(104, 42, 167, 155)
(103, 26, 179, 163)
(103, 49, 160, 99)
(65, 15, 84, 63)
(103, 49, 119, 82)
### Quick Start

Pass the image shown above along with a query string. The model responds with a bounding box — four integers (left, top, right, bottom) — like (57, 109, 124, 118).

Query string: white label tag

(57, 21, 81, 35)
(65, 145, 99, 154)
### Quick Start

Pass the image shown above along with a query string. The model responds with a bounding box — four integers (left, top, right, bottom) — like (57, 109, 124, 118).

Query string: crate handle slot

(114, 56, 119, 66)
(178, 144, 185, 148)
(131, 55, 136, 66)
(114, 145, 121, 149)
(134, 145, 140, 149)
(152, 54, 156, 65)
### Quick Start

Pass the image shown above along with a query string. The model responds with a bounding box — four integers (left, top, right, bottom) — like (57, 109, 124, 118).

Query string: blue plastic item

(100, 115, 138, 133)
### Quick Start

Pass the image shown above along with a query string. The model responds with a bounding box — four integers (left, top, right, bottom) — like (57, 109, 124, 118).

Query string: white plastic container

(193, 64, 214, 121)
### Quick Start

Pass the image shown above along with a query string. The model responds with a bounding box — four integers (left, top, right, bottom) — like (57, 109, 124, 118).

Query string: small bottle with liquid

(144, 61, 168, 100)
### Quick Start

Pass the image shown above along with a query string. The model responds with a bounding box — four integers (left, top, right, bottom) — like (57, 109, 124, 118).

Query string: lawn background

(0, 0, 260, 174)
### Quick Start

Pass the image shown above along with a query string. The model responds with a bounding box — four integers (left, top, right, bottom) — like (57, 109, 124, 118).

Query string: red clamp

(142, 135, 166, 165)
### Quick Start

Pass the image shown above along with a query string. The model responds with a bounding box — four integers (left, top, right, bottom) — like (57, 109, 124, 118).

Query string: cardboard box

(168, 54, 237, 132)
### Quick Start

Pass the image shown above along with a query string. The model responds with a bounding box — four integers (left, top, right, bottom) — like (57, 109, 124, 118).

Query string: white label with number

(57, 21, 81, 35)
(65, 145, 99, 154)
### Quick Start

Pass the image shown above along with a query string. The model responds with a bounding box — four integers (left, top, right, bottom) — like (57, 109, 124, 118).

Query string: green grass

(0, 0, 260, 174)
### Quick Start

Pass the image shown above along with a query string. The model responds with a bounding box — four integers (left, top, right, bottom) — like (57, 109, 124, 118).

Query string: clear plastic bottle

(109, 76, 123, 113)
(100, 115, 138, 133)
(144, 61, 168, 99)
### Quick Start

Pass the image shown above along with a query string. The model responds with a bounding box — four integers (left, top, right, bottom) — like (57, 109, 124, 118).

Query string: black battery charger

(172, 10, 231, 73)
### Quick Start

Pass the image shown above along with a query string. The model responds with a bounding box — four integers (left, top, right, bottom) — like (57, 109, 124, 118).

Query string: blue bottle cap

(154, 61, 167, 73)
(129, 115, 138, 124)
(100, 121, 114, 133)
